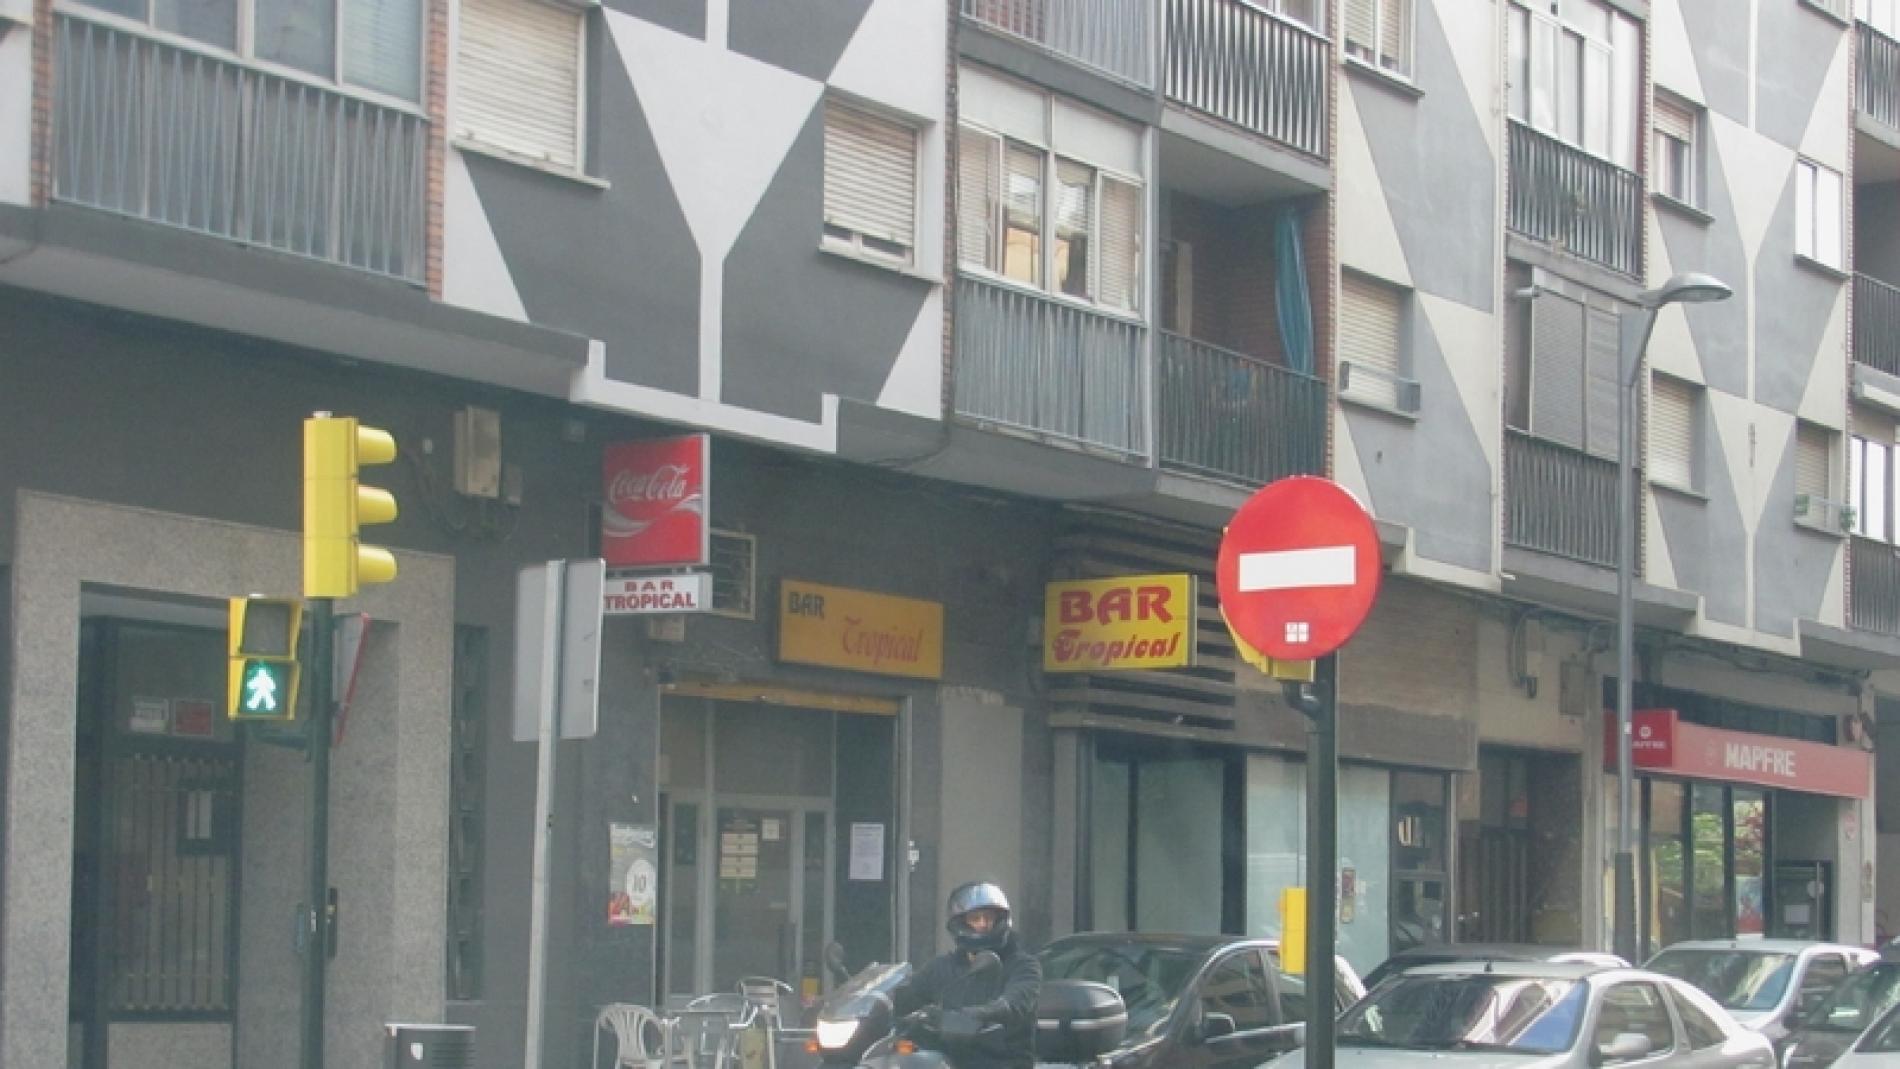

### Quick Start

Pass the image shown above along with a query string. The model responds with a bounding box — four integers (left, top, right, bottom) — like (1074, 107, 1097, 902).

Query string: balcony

(1503, 429, 1635, 571)
(1165, 0, 1328, 159)
(1860, 23, 1900, 131)
(1855, 274, 1900, 376)
(959, 0, 1155, 88)
(1157, 332, 1324, 485)
(52, 14, 427, 282)
(1506, 121, 1641, 277)
(1851, 536, 1900, 636)
(954, 276, 1149, 457)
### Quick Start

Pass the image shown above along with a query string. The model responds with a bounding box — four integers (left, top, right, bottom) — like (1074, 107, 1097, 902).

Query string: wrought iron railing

(1855, 274, 1900, 377)
(1165, 0, 1328, 158)
(53, 14, 427, 281)
(1860, 23, 1900, 130)
(1851, 536, 1900, 636)
(1157, 332, 1324, 485)
(1506, 121, 1641, 277)
(955, 276, 1149, 457)
(1503, 429, 1638, 571)
(960, 0, 1154, 88)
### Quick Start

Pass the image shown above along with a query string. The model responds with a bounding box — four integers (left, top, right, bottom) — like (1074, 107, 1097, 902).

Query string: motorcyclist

(890, 881, 1041, 1069)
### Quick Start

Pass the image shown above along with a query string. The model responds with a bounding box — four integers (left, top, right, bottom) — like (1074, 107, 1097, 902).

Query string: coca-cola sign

(602, 435, 709, 567)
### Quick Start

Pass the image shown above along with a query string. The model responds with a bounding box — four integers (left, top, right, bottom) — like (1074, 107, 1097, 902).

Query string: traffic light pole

(1286, 654, 1337, 1069)
(301, 596, 335, 1069)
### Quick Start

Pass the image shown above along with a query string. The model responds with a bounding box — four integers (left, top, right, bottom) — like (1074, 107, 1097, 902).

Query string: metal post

(523, 563, 565, 1069)
(301, 596, 335, 1069)
(1614, 308, 1657, 965)
(1288, 654, 1337, 1069)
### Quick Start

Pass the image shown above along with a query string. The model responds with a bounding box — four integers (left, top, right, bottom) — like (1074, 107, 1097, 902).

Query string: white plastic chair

(594, 1003, 669, 1069)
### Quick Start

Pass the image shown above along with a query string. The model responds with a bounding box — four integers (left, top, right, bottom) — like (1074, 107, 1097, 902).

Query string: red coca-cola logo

(602, 437, 708, 567)
(608, 464, 690, 505)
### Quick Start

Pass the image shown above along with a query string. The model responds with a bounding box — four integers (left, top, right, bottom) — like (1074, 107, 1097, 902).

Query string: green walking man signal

(228, 596, 304, 721)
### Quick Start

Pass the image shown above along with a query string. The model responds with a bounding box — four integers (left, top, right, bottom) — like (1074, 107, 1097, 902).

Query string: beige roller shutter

(456, 0, 584, 170)
(1345, 0, 1377, 57)
(1654, 96, 1695, 143)
(957, 126, 1000, 270)
(1099, 176, 1142, 312)
(1649, 375, 1698, 490)
(1531, 291, 1585, 449)
(824, 99, 918, 251)
(1378, 0, 1409, 73)
(1340, 273, 1403, 409)
(1796, 422, 1833, 502)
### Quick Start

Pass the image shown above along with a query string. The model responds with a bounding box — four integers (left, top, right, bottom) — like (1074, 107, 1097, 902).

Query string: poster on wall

(172, 699, 216, 739)
(608, 823, 658, 927)
(849, 823, 885, 881)
(129, 696, 170, 734)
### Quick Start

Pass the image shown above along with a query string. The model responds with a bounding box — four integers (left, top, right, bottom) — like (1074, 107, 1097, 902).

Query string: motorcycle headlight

(815, 1018, 860, 1050)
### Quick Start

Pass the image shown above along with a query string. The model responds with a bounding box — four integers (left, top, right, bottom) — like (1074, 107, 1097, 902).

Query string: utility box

(384, 1022, 474, 1068)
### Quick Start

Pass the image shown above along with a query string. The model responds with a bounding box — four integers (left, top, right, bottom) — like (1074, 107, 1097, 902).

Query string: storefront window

(1733, 790, 1766, 937)
(1646, 780, 1687, 957)
(1691, 783, 1730, 937)
(1391, 772, 1449, 954)
(1089, 739, 1237, 934)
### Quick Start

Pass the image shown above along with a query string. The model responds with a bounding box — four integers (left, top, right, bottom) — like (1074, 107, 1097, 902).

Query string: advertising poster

(601, 435, 710, 568)
(609, 823, 658, 927)
(850, 822, 885, 882)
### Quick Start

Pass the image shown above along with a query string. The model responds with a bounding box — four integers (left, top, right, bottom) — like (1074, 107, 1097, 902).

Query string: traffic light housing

(304, 414, 399, 598)
(228, 596, 303, 720)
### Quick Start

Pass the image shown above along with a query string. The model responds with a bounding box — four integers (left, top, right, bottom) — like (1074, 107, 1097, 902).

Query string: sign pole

(299, 596, 334, 1069)
(1287, 654, 1337, 1069)
(521, 563, 565, 1069)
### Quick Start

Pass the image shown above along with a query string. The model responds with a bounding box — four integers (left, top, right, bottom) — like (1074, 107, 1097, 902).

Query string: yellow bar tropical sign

(1042, 574, 1196, 673)
(777, 580, 945, 680)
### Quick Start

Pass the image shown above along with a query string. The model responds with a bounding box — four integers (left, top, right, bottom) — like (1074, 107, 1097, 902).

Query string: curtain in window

(343, 0, 422, 101)
(1098, 177, 1142, 312)
(957, 127, 1000, 270)
(1274, 206, 1313, 376)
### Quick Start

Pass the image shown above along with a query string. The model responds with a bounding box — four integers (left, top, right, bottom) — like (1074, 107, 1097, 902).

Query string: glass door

(712, 806, 798, 987)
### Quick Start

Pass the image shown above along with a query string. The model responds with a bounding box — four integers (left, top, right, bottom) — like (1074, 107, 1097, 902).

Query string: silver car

(1259, 961, 1775, 1069)
(1645, 940, 1878, 1049)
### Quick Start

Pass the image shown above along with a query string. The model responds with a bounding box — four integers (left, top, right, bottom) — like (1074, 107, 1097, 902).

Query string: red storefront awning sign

(1604, 709, 1871, 799)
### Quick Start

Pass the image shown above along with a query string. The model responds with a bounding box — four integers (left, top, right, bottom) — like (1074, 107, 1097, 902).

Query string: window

(1649, 375, 1701, 491)
(1346, 0, 1413, 78)
(1667, 988, 1729, 1050)
(1864, 0, 1900, 37)
(1520, 284, 1622, 458)
(1796, 158, 1845, 269)
(1262, 0, 1322, 28)
(823, 97, 920, 264)
(1340, 272, 1415, 413)
(78, 0, 421, 99)
(1851, 410, 1897, 540)
(1198, 951, 1276, 1033)
(1797, 421, 1835, 504)
(455, 0, 587, 170)
(1506, 0, 1642, 168)
(1594, 982, 1677, 1058)
(1654, 94, 1701, 207)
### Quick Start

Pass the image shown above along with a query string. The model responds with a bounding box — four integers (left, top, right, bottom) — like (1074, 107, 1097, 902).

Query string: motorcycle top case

(1034, 980, 1127, 1063)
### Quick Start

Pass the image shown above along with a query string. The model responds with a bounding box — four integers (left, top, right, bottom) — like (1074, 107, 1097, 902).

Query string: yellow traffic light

(228, 596, 303, 719)
(304, 414, 399, 598)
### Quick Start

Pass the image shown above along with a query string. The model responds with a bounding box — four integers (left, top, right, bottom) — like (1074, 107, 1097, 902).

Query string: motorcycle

(810, 954, 1128, 1068)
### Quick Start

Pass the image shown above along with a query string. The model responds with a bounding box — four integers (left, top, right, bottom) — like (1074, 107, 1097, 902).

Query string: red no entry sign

(1215, 476, 1382, 661)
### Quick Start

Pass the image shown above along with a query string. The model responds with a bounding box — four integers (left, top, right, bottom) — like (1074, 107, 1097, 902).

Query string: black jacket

(891, 934, 1042, 1069)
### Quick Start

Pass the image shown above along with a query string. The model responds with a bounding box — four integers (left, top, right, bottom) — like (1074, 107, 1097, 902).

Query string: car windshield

(1856, 1004, 1900, 1053)
(1803, 966, 1900, 1034)
(1336, 975, 1588, 1055)
(1039, 941, 1206, 1038)
(1646, 949, 1797, 1012)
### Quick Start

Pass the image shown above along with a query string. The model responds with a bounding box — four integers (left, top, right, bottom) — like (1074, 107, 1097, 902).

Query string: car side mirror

(1200, 1012, 1238, 1042)
(1595, 1033, 1653, 1063)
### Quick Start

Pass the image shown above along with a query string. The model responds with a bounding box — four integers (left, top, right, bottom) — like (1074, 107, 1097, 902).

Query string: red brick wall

(424, 0, 449, 297)
(31, 0, 52, 206)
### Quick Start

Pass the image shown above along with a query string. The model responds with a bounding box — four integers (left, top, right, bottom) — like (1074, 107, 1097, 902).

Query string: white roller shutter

(1654, 96, 1695, 142)
(1796, 422, 1832, 502)
(1341, 273, 1403, 409)
(1531, 291, 1585, 449)
(1583, 305, 1622, 460)
(957, 126, 1000, 270)
(456, 0, 584, 169)
(1099, 176, 1142, 312)
(1345, 0, 1378, 59)
(824, 99, 918, 253)
(1649, 375, 1697, 490)
(1379, 0, 1410, 74)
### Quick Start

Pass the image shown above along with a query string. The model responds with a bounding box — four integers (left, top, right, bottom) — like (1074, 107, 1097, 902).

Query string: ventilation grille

(710, 530, 756, 619)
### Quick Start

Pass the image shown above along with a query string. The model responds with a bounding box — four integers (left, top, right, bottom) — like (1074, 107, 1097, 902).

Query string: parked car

(1036, 933, 1366, 1069)
(1645, 940, 1877, 1048)
(1826, 997, 1900, 1069)
(1362, 943, 1629, 989)
(1258, 960, 1776, 1069)
(1780, 955, 1900, 1069)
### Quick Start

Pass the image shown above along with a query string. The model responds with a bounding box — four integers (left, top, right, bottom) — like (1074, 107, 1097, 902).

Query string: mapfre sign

(1043, 575, 1196, 673)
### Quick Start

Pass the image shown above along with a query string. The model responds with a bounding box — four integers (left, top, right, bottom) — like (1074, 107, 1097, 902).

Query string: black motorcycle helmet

(945, 881, 1012, 953)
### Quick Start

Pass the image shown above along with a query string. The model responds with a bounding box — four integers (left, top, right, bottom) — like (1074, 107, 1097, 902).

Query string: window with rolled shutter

(1654, 95, 1697, 204)
(1340, 273, 1405, 410)
(1649, 375, 1699, 490)
(824, 98, 919, 261)
(1346, 0, 1412, 76)
(1099, 176, 1142, 312)
(1583, 306, 1621, 459)
(1796, 422, 1832, 502)
(957, 126, 1000, 271)
(455, 0, 586, 171)
(1531, 291, 1586, 449)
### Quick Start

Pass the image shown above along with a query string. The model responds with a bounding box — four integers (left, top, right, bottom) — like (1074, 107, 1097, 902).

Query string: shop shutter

(957, 126, 1000, 270)
(1340, 273, 1403, 409)
(1099, 176, 1142, 312)
(1530, 290, 1585, 449)
(824, 99, 918, 250)
(456, 0, 584, 170)
(1649, 375, 1698, 490)
(1796, 423, 1832, 502)
(1583, 306, 1622, 459)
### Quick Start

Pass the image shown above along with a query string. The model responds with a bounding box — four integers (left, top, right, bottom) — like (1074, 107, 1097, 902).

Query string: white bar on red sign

(1237, 546, 1356, 592)
(602, 573, 711, 615)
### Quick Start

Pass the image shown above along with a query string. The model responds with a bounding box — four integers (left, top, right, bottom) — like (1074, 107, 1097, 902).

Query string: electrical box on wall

(1559, 661, 1594, 720)
(453, 405, 502, 499)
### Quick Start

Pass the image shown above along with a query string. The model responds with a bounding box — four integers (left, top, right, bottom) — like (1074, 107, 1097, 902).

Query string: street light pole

(1612, 272, 1731, 965)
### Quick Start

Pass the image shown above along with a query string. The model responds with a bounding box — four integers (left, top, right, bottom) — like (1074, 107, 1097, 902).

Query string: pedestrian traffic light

(304, 414, 399, 599)
(228, 596, 303, 720)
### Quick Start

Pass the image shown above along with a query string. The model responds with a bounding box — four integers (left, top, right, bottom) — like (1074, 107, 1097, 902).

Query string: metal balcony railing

(1165, 0, 1328, 159)
(1156, 332, 1324, 485)
(1503, 429, 1638, 571)
(1860, 23, 1900, 130)
(53, 14, 427, 281)
(960, 0, 1154, 88)
(1851, 536, 1900, 636)
(1506, 121, 1641, 277)
(955, 276, 1150, 457)
(1855, 274, 1900, 377)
